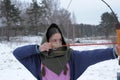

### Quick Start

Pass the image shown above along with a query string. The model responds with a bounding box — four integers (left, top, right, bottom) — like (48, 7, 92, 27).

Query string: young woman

(13, 23, 120, 80)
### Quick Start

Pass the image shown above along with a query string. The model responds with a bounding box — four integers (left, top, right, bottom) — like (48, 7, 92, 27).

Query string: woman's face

(49, 33, 62, 49)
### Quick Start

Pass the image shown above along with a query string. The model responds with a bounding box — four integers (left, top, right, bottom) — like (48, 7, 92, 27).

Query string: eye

(60, 39, 62, 41)
(59, 39, 62, 42)
(53, 39, 57, 42)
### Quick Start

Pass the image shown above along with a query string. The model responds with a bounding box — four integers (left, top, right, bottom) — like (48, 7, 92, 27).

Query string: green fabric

(40, 47, 72, 75)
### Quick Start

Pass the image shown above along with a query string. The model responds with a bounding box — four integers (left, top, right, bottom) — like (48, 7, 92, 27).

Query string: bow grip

(116, 23, 120, 65)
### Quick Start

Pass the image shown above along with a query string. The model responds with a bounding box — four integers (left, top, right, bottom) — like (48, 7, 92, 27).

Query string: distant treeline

(0, 0, 118, 41)
(0, 23, 116, 39)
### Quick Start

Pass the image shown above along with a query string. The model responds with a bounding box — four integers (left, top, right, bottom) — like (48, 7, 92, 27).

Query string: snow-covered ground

(0, 36, 119, 80)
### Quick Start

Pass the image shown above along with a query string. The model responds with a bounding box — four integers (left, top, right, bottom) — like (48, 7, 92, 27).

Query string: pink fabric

(41, 63, 70, 80)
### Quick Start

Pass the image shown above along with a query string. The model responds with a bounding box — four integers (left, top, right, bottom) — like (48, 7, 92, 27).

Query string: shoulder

(13, 44, 38, 53)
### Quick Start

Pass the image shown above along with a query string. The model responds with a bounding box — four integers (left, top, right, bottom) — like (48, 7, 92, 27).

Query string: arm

(13, 45, 39, 60)
(13, 45, 41, 78)
(71, 48, 117, 79)
(73, 48, 117, 67)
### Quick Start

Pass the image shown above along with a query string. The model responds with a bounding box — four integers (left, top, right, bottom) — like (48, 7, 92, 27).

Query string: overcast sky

(23, 0, 120, 25)
(60, 0, 120, 25)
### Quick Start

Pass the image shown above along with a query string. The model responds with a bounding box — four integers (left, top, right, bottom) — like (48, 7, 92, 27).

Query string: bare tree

(25, 0, 47, 35)
(44, 0, 73, 38)
(71, 12, 76, 40)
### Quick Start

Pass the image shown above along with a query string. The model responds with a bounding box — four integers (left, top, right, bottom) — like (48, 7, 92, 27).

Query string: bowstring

(66, 0, 73, 10)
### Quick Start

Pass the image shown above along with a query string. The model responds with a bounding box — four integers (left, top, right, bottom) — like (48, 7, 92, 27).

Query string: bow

(101, 0, 120, 80)
(101, 0, 120, 63)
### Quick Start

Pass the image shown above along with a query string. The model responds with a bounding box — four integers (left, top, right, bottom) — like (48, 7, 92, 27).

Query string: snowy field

(0, 36, 120, 80)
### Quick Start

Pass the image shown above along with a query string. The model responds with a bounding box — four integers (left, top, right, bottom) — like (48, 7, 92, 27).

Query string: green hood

(41, 23, 66, 46)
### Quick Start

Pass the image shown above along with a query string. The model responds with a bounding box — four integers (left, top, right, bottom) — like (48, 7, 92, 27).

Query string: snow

(0, 36, 119, 80)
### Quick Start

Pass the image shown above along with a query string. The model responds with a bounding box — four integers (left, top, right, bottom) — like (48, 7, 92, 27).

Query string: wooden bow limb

(101, 0, 120, 80)
(101, 0, 120, 64)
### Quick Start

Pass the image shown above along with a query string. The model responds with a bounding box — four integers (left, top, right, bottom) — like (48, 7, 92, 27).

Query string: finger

(44, 44, 52, 51)
(116, 45, 120, 56)
(44, 46, 50, 51)
(48, 43, 52, 49)
(40, 44, 49, 52)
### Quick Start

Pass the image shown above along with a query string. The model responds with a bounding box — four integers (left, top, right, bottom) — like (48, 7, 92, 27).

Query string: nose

(53, 42, 62, 48)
